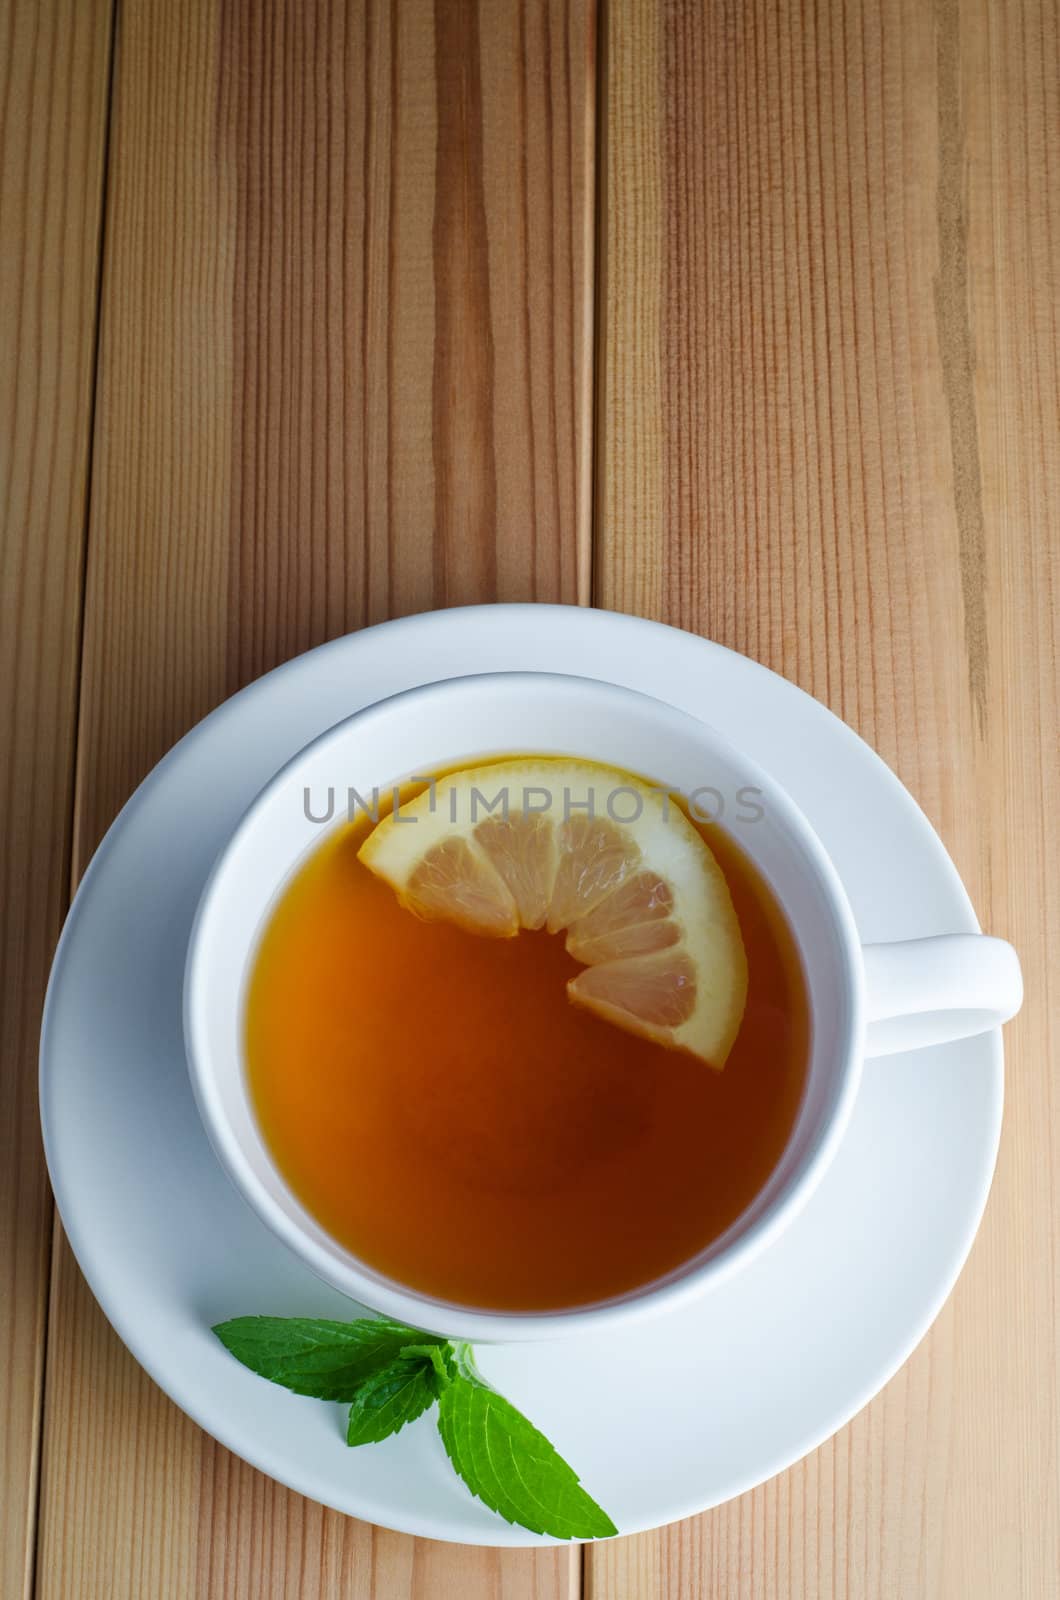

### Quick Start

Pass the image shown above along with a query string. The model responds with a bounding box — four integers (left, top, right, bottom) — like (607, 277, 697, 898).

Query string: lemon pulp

(358, 757, 749, 1068)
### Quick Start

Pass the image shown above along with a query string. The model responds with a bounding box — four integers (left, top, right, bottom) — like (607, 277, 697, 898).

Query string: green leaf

(400, 1341, 456, 1387)
(212, 1315, 445, 1401)
(345, 1356, 439, 1445)
(436, 1345, 617, 1540)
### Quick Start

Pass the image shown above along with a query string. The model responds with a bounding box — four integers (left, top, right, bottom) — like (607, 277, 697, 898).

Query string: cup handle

(861, 935, 1023, 1057)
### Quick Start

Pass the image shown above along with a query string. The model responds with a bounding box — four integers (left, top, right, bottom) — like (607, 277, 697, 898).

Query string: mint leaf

(212, 1316, 444, 1401)
(400, 1341, 456, 1387)
(436, 1345, 616, 1540)
(345, 1355, 439, 1445)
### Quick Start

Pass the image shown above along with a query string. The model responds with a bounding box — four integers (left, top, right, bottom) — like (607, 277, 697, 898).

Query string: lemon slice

(357, 758, 748, 1068)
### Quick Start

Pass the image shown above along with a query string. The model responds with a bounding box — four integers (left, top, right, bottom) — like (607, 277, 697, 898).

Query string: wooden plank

(0, 2, 114, 1598)
(36, 1, 594, 1595)
(590, 0, 1058, 1596)
(949, 1, 1060, 1591)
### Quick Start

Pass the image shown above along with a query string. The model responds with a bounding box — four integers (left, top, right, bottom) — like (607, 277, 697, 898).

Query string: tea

(246, 780, 810, 1312)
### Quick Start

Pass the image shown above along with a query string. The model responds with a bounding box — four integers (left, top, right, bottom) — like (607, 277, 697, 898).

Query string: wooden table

(3, 1, 1057, 1595)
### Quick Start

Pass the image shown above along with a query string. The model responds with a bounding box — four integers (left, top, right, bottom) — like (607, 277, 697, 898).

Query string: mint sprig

(212, 1314, 616, 1540)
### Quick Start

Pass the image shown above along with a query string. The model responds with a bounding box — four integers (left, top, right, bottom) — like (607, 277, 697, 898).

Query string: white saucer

(41, 605, 1002, 1546)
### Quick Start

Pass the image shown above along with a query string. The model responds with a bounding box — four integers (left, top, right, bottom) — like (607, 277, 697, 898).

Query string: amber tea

(246, 761, 810, 1313)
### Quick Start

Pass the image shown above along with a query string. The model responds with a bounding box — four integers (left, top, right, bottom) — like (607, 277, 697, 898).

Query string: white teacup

(184, 672, 1022, 1341)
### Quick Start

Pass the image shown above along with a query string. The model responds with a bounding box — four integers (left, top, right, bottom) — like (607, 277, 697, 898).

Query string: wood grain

(590, 0, 1058, 1596)
(951, 1, 1060, 1590)
(21, 0, 1057, 1591)
(35, 1, 594, 1596)
(0, 3, 113, 1598)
